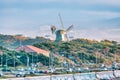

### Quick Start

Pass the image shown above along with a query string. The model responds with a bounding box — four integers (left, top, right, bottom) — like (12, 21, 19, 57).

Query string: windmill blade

(66, 25, 73, 32)
(51, 25, 56, 34)
(58, 13, 64, 29)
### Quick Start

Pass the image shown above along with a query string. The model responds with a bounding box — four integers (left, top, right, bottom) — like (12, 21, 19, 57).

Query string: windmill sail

(58, 13, 64, 29)
(66, 25, 73, 32)
(51, 26, 56, 34)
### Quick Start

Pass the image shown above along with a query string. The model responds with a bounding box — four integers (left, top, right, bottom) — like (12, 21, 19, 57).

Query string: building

(16, 45, 49, 57)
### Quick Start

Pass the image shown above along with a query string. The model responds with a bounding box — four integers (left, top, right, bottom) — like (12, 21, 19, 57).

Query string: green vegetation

(0, 46, 49, 68)
(0, 34, 120, 67)
(34, 38, 120, 65)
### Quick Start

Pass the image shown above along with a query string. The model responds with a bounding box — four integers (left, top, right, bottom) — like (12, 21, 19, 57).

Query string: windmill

(51, 14, 73, 42)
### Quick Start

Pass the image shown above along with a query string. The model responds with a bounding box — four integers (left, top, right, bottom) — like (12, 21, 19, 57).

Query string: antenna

(58, 13, 64, 29)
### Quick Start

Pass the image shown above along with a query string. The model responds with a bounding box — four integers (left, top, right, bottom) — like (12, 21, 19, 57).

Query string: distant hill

(0, 34, 50, 49)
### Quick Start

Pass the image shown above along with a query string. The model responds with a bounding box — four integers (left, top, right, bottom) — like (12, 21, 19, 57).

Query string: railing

(2, 70, 120, 80)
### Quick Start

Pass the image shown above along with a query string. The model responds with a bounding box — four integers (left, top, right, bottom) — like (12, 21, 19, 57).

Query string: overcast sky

(0, 0, 120, 42)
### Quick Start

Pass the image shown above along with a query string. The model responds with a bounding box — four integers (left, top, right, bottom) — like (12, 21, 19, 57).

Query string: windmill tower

(51, 14, 73, 42)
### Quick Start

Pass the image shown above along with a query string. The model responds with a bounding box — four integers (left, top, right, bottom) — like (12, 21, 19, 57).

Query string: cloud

(89, 0, 120, 6)
(68, 28, 120, 42)
(0, 0, 120, 42)
(79, 10, 120, 19)
(1, 7, 120, 32)
(81, 11, 120, 16)
(1, 0, 120, 7)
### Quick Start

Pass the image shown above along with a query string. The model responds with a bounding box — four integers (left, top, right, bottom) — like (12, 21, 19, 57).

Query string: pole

(32, 53, 33, 66)
(115, 51, 116, 63)
(20, 40, 22, 47)
(0, 51, 3, 68)
(96, 52, 97, 65)
(50, 74, 52, 80)
(107, 52, 108, 65)
(6, 53, 7, 72)
(1, 54, 2, 67)
(14, 56, 16, 70)
(50, 52, 53, 70)
(37, 54, 38, 63)
(27, 56, 29, 68)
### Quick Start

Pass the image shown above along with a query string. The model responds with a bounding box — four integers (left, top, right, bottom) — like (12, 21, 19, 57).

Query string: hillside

(34, 39, 120, 66)
(0, 46, 50, 67)
(0, 34, 120, 67)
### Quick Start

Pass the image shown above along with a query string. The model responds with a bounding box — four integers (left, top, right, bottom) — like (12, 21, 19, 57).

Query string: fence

(4, 70, 120, 80)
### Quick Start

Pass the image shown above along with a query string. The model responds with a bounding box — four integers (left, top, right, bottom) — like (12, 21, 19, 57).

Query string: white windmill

(51, 14, 73, 42)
